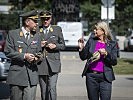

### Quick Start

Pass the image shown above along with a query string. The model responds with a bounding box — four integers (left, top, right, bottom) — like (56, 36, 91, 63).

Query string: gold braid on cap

(40, 14, 51, 18)
(28, 15, 38, 20)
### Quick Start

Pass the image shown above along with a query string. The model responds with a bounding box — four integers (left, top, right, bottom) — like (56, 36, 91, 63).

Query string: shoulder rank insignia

(20, 31, 24, 37)
(40, 28, 43, 33)
(50, 27, 53, 32)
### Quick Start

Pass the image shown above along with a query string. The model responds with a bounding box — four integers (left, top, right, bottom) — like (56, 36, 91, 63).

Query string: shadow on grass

(126, 78, 133, 80)
(123, 59, 133, 64)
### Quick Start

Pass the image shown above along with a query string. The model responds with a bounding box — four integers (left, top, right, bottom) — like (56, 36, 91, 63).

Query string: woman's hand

(98, 48, 107, 56)
(78, 38, 84, 51)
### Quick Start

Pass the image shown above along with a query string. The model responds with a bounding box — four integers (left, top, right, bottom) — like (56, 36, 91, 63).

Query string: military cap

(40, 11, 52, 18)
(20, 10, 39, 20)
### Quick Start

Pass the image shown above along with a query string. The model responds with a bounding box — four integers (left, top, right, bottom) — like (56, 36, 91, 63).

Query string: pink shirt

(89, 41, 106, 72)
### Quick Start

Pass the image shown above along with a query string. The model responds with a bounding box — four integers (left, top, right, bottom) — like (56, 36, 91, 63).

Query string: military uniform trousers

(38, 58, 58, 100)
(10, 82, 37, 100)
(39, 73, 58, 100)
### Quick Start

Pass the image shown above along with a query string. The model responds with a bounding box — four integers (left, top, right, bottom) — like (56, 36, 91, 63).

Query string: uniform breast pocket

(31, 44, 38, 49)
(28, 44, 37, 54)
(30, 44, 37, 53)
(53, 36, 58, 42)
(10, 65, 22, 71)
(14, 43, 24, 53)
(48, 35, 58, 43)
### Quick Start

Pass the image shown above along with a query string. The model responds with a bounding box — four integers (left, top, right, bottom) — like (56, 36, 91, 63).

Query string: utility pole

(107, 0, 109, 26)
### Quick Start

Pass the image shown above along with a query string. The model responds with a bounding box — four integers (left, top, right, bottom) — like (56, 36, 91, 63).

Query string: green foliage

(0, 0, 51, 30)
(0, 0, 133, 34)
(80, 1, 101, 32)
(23, 0, 51, 12)
(80, 0, 133, 35)
(112, 0, 133, 35)
(0, 13, 19, 30)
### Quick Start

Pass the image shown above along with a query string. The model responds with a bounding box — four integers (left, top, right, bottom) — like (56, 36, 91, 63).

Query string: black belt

(88, 70, 103, 74)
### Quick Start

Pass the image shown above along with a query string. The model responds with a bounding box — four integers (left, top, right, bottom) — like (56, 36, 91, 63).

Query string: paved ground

(1, 75, 133, 100)
(35, 75, 133, 100)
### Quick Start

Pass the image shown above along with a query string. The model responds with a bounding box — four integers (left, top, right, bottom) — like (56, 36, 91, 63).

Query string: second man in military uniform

(37, 11, 65, 100)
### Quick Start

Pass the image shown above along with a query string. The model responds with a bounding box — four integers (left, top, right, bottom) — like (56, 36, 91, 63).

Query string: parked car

(124, 30, 133, 51)
(0, 52, 10, 81)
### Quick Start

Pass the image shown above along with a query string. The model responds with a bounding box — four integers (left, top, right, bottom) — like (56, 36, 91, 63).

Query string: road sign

(101, 0, 115, 7)
(101, 6, 115, 19)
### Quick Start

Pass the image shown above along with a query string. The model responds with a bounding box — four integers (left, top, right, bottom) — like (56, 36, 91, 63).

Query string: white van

(57, 22, 83, 50)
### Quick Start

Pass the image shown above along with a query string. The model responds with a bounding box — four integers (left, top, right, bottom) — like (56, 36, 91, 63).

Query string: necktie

(26, 33, 29, 43)
(45, 29, 48, 34)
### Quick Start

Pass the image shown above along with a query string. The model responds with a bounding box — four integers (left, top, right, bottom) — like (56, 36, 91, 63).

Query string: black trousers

(86, 72, 112, 100)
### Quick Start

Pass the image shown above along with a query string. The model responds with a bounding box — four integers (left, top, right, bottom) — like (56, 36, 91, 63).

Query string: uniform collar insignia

(30, 34, 34, 38)
(20, 31, 24, 37)
(49, 26, 53, 32)
(40, 28, 43, 33)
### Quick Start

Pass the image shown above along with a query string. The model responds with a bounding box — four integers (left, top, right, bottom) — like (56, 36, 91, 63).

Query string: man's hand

(34, 57, 39, 62)
(47, 43, 56, 49)
(24, 53, 35, 63)
(98, 48, 107, 56)
(41, 41, 47, 47)
(78, 38, 84, 51)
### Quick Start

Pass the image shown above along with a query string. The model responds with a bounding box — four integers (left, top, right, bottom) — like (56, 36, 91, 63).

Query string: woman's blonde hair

(95, 21, 112, 42)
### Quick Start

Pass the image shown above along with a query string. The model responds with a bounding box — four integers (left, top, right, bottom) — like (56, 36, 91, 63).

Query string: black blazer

(79, 37, 117, 82)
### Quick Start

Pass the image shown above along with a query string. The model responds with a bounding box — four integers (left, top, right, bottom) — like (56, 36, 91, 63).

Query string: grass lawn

(113, 58, 133, 74)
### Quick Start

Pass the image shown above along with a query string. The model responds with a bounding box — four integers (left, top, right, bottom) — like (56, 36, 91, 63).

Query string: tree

(80, 1, 101, 33)
(1, 0, 133, 35)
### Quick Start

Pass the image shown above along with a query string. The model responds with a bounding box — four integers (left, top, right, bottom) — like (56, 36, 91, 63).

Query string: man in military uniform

(4, 10, 42, 100)
(37, 11, 65, 100)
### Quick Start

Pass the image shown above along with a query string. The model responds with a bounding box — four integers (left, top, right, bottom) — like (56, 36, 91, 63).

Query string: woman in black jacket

(78, 21, 118, 100)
